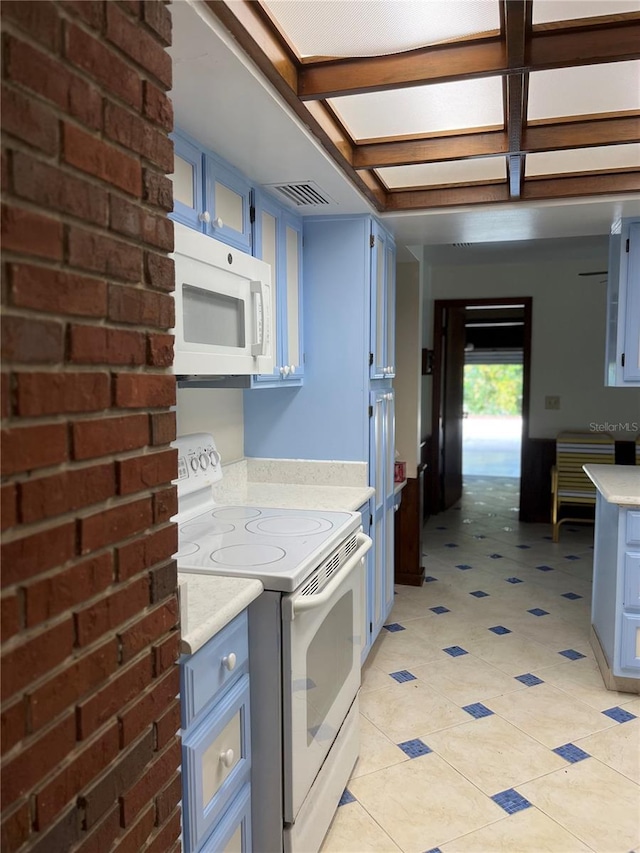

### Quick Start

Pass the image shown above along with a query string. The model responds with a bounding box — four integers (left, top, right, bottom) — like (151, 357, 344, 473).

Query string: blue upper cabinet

(370, 220, 396, 381)
(203, 151, 252, 253)
(171, 133, 205, 231)
(605, 217, 640, 386)
(251, 190, 304, 386)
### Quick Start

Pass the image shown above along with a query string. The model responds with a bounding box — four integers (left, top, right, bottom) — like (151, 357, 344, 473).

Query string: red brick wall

(1, 2, 181, 850)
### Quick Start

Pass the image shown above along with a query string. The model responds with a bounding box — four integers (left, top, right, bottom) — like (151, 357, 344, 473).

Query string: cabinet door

(200, 784, 252, 853)
(281, 212, 304, 380)
(253, 192, 281, 383)
(623, 221, 640, 382)
(370, 221, 388, 379)
(369, 391, 386, 636)
(204, 153, 252, 253)
(385, 239, 396, 378)
(170, 133, 205, 231)
(383, 390, 396, 619)
(359, 501, 374, 664)
(619, 613, 640, 673)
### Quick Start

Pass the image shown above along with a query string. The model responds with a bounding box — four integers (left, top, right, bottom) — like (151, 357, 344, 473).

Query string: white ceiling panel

(262, 0, 500, 58)
(533, 0, 640, 24)
(379, 156, 506, 188)
(329, 77, 504, 140)
(528, 61, 640, 120)
(526, 143, 640, 176)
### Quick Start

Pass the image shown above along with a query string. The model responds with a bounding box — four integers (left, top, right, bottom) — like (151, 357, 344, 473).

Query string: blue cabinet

(369, 389, 395, 645)
(251, 190, 304, 386)
(171, 133, 205, 231)
(370, 221, 396, 381)
(605, 217, 640, 386)
(181, 611, 252, 853)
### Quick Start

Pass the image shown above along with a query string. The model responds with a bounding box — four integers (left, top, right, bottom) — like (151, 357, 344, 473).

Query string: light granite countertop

(178, 574, 263, 655)
(583, 464, 640, 505)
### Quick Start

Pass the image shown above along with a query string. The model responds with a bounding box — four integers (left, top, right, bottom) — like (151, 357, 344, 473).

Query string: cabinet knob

(279, 366, 285, 376)
(219, 748, 235, 768)
(282, 365, 290, 376)
(222, 652, 236, 671)
(198, 210, 211, 224)
(213, 216, 224, 228)
(289, 364, 295, 375)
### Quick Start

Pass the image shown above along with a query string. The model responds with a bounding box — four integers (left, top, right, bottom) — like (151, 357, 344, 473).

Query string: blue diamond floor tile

(389, 669, 417, 683)
(456, 564, 473, 570)
(559, 649, 586, 660)
(515, 673, 544, 686)
(398, 738, 432, 759)
(383, 623, 406, 632)
(424, 849, 443, 853)
(470, 590, 489, 598)
(602, 706, 637, 723)
(444, 543, 459, 548)
(338, 789, 356, 806)
(424, 576, 438, 582)
(474, 534, 487, 540)
(528, 608, 550, 617)
(489, 625, 512, 635)
(553, 743, 591, 763)
(430, 606, 450, 614)
(489, 553, 503, 559)
(443, 645, 468, 657)
(505, 577, 523, 584)
(491, 789, 532, 815)
(536, 564, 554, 572)
(462, 702, 494, 719)
(564, 555, 580, 560)
(516, 544, 531, 549)
(562, 592, 583, 600)
(436, 526, 447, 530)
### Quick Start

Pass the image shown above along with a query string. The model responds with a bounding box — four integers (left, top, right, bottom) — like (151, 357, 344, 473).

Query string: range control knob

(199, 453, 209, 470)
(209, 450, 221, 467)
(189, 457, 199, 472)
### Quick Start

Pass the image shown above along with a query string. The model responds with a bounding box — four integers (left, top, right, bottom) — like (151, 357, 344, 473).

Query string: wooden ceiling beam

(503, 1, 530, 199)
(522, 171, 640, 200)
(524, 114, 640, 152)
(297, 17, 640, 100)
(386, 183, 511, 210)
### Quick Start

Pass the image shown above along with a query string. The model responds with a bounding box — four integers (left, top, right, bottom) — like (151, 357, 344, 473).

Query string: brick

(35, 722, 120, 828)
(142, 169, 173, 212)
(5, 35, 102, 130)
(20, 463, 115, 524)
(1, 697, 26, 756)
(1, 1, 61, 51)
(146, 332, 174, 368)
(1, 483, 18, 532)
(146, 808, 181, 853)
(0, 712, 75, 807)
(106, 3, 172, 88)
(117, 803, 155, 853)
(16, 371, 110, 417)
(1, 204, 62, 261)
(119, 0, 142, 16)
(29, 637, 118, 733)
(0, 591, 20, 642)
(1, 372, 10, 419)
(118, 597, 178, 662)
(121, 739, 180, 826)
(149, 558, 177, 604)
(153, 485, 177, 524)
(0, 423, 68, 476)
(23, 552, 114, 628)
(0, 83, 58, 155)
(114, 373, 176, 409)
(0, 521, 76, 587)
(72, 414, 149, 461)
(108, 284, 174, 328)
(64, 22, 142, 109)
(68, 324, 146, 366)
(109, 194, 140, 239)
(142, 1, 172, 46)
(152, 629, 180, 677)
(149, 411, 176, 446)
(144, 251, 175, 292)
(117, 527, 177, 581)
(77, 653, 154, 739)
(155, 771, 181, 826)
(68, 224, 143, 282)
(1, 618, 74, 700)
(1, 314, 64, 364)
(1, 149, 10, 194)
(117, 448, 177, 496)
(0, 801, 31, 853)
(74, 575, 149, 647)
(59, 0, 104, 29)
(154, 699, 181, 752)
(80, 498, 153, 555)
(105, 102, 173, 173)
(143, 80, 173, 131)
(10, 263, 108, 318)
(12, 152, 107, 225)
(141, 209, 173, 251)
(63, 123, 141, 198)
(79, 730, 154, 829)
(72, 803, 120, 853)
(119, 667, 179, 747)
(29, 806, 81, 853)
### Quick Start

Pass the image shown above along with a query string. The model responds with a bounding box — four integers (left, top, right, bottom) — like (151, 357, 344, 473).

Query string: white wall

(395, 261, 422, 474)
(176, 388, 245, 462)
(428, 255, 640, 439)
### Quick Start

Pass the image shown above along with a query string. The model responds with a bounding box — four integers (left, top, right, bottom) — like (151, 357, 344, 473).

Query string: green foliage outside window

(464, 364, 523, 416)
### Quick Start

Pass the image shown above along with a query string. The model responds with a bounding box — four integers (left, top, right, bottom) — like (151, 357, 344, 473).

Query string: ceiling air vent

(265, 181, 333, 208)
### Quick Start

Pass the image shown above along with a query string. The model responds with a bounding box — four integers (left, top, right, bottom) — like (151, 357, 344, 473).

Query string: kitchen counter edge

(583, 463, 640, 505)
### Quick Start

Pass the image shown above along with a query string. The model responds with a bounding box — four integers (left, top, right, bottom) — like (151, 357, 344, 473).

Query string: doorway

(429, 298, 532, 514)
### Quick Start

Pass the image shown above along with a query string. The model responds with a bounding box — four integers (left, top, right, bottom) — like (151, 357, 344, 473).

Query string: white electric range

(173, 433, 371, 853)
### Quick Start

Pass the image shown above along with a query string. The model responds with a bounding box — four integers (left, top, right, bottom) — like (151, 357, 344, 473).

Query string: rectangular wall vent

(265, 181, 333, 208)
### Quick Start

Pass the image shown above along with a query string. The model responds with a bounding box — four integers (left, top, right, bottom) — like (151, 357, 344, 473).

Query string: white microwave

(172, 223, 275, 376)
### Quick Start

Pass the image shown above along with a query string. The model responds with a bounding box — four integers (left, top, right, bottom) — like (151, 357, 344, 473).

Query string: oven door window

(182, 283, 245, 348)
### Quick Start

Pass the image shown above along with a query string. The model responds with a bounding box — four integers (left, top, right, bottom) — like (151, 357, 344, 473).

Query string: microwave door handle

(250, 280, 266, 357)
(285, 533, 372, 620)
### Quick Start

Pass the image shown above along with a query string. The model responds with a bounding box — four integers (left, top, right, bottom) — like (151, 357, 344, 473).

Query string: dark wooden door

(440, 306, 466, 509)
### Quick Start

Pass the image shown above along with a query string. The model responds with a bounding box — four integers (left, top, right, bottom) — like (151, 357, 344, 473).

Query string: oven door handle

(285, 532, 372, 620)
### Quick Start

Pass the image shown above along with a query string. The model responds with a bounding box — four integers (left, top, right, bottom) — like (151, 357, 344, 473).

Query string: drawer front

(623, 552, 640, 609)
(201, 784, 252, 853)
(182, 611, 249, 729)
(627, 510, 640, 546)
(619, 612, 640, 672)
(183, 674, 251, 853)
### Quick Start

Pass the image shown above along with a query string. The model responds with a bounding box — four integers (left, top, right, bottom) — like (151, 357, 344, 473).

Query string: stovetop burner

(211, 544, 286, 567)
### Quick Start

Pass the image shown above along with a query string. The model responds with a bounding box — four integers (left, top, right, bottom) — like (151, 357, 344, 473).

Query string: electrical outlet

(545, 395, 561, 410)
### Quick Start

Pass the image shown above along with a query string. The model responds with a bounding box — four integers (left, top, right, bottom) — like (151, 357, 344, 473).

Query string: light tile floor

(321, 476, 640, 853)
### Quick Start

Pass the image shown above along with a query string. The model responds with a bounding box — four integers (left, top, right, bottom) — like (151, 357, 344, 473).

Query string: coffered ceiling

(204, 0, 640, 214)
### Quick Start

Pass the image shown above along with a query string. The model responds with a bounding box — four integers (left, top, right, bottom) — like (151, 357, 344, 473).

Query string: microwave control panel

(173, 432, 223, 495)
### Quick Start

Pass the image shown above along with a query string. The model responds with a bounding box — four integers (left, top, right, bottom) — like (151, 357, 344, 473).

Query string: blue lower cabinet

(620, 613, 640, 672)
(200, 784, 252, 853)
